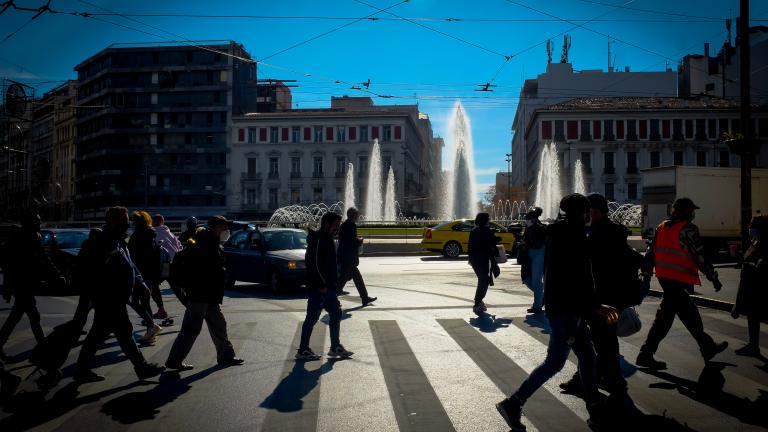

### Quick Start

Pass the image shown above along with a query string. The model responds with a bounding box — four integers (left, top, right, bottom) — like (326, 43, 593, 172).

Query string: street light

(505, 153, 512, 201)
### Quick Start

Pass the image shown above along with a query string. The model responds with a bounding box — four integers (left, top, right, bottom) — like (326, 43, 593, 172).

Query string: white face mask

(219, 229, 231, 243)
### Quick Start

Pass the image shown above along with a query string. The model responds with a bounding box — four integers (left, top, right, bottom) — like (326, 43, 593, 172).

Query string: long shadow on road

(259, 359, 337, 413)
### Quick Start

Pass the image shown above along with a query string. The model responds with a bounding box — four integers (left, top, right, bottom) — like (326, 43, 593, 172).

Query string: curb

(647, 289, 734, 312)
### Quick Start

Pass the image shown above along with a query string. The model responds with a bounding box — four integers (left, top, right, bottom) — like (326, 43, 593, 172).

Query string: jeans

(338, 265, 369, 299)
(0, 293, 44, 347)
(166, 301, 236, 364)
(640, 277, 717, 357)
(299, 288, 341, 351)
(523, 247, 545, 309)
(472, 261, 490, 306)
(589, 318, 626, 395)
(513, 316, 599, 404)
(76, 302, 146, 372)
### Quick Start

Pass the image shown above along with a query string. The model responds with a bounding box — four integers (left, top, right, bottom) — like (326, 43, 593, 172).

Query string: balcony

(290, 171, 302, 179)
(268, 172, 279, 179)
(241, 172, 261, 180)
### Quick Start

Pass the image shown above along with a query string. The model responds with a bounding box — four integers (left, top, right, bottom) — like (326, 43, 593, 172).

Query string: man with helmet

(178, 216, 199, 247)
(636, 198, 727, 370)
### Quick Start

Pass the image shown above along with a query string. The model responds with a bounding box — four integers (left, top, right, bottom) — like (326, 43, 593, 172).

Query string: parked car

(40, 228, 90, 294)
(421, 220, 516, 258)
(223, 227, 308, 291)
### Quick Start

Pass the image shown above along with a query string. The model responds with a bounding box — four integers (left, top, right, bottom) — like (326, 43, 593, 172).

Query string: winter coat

(90, 232, 146, 306)
(128, 226, 161, 282)
(587, 218, 644, 310)
(1, 228, 62, 296)
(468, 225, 500, 269)
(337, 219, 362, 267)
(733, 238, 768, 319)
(306, 229, 338, 291)
(184, 228, 227, 304)
(543, 218, 599, 318)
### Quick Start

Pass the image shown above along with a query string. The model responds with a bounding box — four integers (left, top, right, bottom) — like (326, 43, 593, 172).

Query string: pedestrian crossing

(1, 297, 767, 432)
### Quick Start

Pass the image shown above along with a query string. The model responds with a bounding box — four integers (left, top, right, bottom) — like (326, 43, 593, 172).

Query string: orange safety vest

(654, 221, 702, 285)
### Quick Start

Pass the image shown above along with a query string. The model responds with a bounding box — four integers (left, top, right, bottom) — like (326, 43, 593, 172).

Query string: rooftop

(542, 96, 747, 111)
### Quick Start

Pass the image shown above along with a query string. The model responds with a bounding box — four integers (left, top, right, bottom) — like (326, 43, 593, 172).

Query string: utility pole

(738, 0, 752, 252)
(401, 145, 408, 211)
(505, 153, 512, 201)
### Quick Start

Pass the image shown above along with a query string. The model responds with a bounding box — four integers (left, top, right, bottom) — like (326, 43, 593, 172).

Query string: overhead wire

(0, 0, 50, 45)
(575, 0, 722, 21)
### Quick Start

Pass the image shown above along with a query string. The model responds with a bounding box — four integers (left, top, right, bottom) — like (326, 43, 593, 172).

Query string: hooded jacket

(154, 224, 182, 261)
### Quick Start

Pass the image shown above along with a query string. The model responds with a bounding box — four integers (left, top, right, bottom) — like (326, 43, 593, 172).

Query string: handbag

(494, 244, 508, 264)
(615, 307, 642, 337)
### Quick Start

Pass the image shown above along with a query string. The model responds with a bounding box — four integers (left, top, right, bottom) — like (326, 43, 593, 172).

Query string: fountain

(344, 162, 355, 216)
(440, 102, 478, 220)
(383, 166, 396, 223)
(534, 142, 561, 220)
(366, 138, 384, 221)
(573, 159, 586, 195)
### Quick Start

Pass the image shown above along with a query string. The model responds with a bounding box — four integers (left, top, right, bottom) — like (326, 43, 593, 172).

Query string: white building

(510, 62, 677, 190)
(229, 96, 440, 218)
(523, 96, 768, 203)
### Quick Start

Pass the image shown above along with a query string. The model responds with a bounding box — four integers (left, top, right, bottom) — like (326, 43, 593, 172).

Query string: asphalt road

(0, 256, 766, 432)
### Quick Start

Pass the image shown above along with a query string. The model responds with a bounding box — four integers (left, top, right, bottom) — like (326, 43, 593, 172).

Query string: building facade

(73, 41, 256, 220)
(523, 97, 768, 203)
(1, 79, 35, 221)
(230, 96, 440, 219)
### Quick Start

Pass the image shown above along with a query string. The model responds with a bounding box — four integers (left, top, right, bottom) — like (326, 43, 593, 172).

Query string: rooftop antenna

(560, 34, 571, 63)
(546, 39, 553, 64)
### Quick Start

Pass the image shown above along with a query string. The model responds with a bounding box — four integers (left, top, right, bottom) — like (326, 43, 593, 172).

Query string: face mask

(219, 229, 231, 243)
(690, 211, 696, 221)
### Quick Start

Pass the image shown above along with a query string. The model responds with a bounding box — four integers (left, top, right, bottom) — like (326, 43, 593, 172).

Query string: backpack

(169, 242, 198, 305)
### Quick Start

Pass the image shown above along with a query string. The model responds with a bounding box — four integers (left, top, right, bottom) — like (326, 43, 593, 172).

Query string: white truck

(642, 166, 768, 249)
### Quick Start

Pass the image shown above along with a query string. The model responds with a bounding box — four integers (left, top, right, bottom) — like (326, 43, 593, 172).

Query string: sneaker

(734, 343, 761, 357)
(139, 325, 163, 343)
(703, 341, 728, 361)
(327, 345, 354, 358)
(0, 372, 21, 401)
(362, 296, 378, 306)
(496, 396, 526, 431)
(74, 369, 106, 383)
(295, 349, 321, 361)
(636, 352, 666, 370)
(218, 357, 245, 367)
(478, 301, 487, 311)
(135, 362, 165, 380)
(559, 375, 584, 395)
(153, 308, 168, 319)
(165, 362, 194, 371)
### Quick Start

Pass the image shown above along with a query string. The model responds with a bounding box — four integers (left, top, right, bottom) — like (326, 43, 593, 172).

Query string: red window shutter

(259, 128, 267, 142)
(541, 121, 552, 140)
(616, 120, 625, 139)
(326, 127, 334, 141)
(592, 120, 601, 140)
(238, 128, 245, 142)
(394, 126, 402, 140)
(303, 127, 311, 141)
(566, 121, 578, 140)
(662, 120, 671, 139)
(349, 127, 357, 141)
(372, 126, 380, 139)
(639, 120, 648, 139)
(281, 127, 289, 141)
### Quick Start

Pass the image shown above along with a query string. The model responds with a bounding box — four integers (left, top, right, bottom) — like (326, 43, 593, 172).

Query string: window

(349, 126, 357, 141)
(759, 118, 768, 138)
(259, 128, 267, 142)
(281, 127, 289, 142)
(313, 157, 323, 176)
(246, 188, 256, 205)
(292, 126, 300, 143)
(707, 119, 717, 139)
(662, 119, 671, 139)
(336, 187, 343, 201)
(627, 152, 637, 173)
(383, 125, 392, 142)
(674, 151, 683, 166)
(696, 151, 707, 167)
(639, 120, 647, 139)
(605, 183, 614, 201)
(603, 152, 614, 174)
(231, 230, 249, 249)
(247, 157, 257, 176)
(580, 152, 592, 173)
(325, 127, 334, 141)
(269, 188, 278, 208)
(685, 119, 694, 139)
(566, 121, 578, 140)
(394, 125, 402, 140)
(248, 128, 257, 143)
(303, 127, 311, 141)
(673, 119, 683, 140)
(627, 183, 638, 200)
(650, 151, 660, 168)
(592, 120, 601, 140)
(359, 156, 368, 175)
(371, 126, 380, 140)
(627, 120, 637, 140)
(291, 157, 301, 175)
(360, 125, 368, 142)
(313, 188, 323, 202)
(291, 188, 301, 204)
(616, 120, 625, 140)
(603, 119, 614, 140)
(650, 119, 660, 140)
(718, 119, 729, 136)
(270, 127, 279, 143)
(383, 156, 392, 171)
(580, 120, 590, 140)
(337, 126, 346, 142)
(541, 121, 552, 140)
(554, 120, 565, 141)
(206, 112, 213, 125)
(336, 156, 346, 175)
(719, 150, 730, 167)
(314, 126, 323, 143)
(269, 157, 279, 177)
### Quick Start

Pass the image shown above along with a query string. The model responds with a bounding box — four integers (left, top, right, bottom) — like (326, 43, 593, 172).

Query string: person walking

(70, 228, 103, 333)
(129, 211, 167, 320)
(337, 207, 377, 306)
(731, 215, 768, 357)
(521, 207, 546, 314)
(153, 214, 182, 262)
(468, 212, 501, 315)
(165, 216, 243, 370)
(496, 194, 619, 431)
(74, 206, 165, 383)
(0, 212, 65, 360)
(296, 212, 353, 361)
(636, 198, 728, 370)
(178, 216, 198, 246)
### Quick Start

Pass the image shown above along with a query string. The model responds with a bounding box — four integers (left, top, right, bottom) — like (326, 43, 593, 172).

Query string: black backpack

(169, 243, 198, 305)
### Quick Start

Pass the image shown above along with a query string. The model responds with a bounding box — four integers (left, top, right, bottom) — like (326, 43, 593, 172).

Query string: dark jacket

(179, 229, 196, 247)
(306, 229, 338, 290)
(2, 228, 62, 296)
(468, 225, 499, 269)
(90, 232, 146, 306)
(128, 226, 160, 282)
(185, 228, 227, 304)
(587, 218, 643, 310)
(523, 221, 546, 250)
(543, 218, 599, 318)
(733, 235, 768, 318)
(337, 219, 362, 267)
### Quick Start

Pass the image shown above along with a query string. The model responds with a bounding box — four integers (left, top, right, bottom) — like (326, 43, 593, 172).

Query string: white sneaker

(140, 325, 163, 342)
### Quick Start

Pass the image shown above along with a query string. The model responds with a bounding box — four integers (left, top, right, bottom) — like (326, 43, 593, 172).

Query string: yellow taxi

(420, 220, 516, 258)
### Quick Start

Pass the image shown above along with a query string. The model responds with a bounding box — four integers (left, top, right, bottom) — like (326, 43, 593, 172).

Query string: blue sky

(1, 0, 764, 195)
